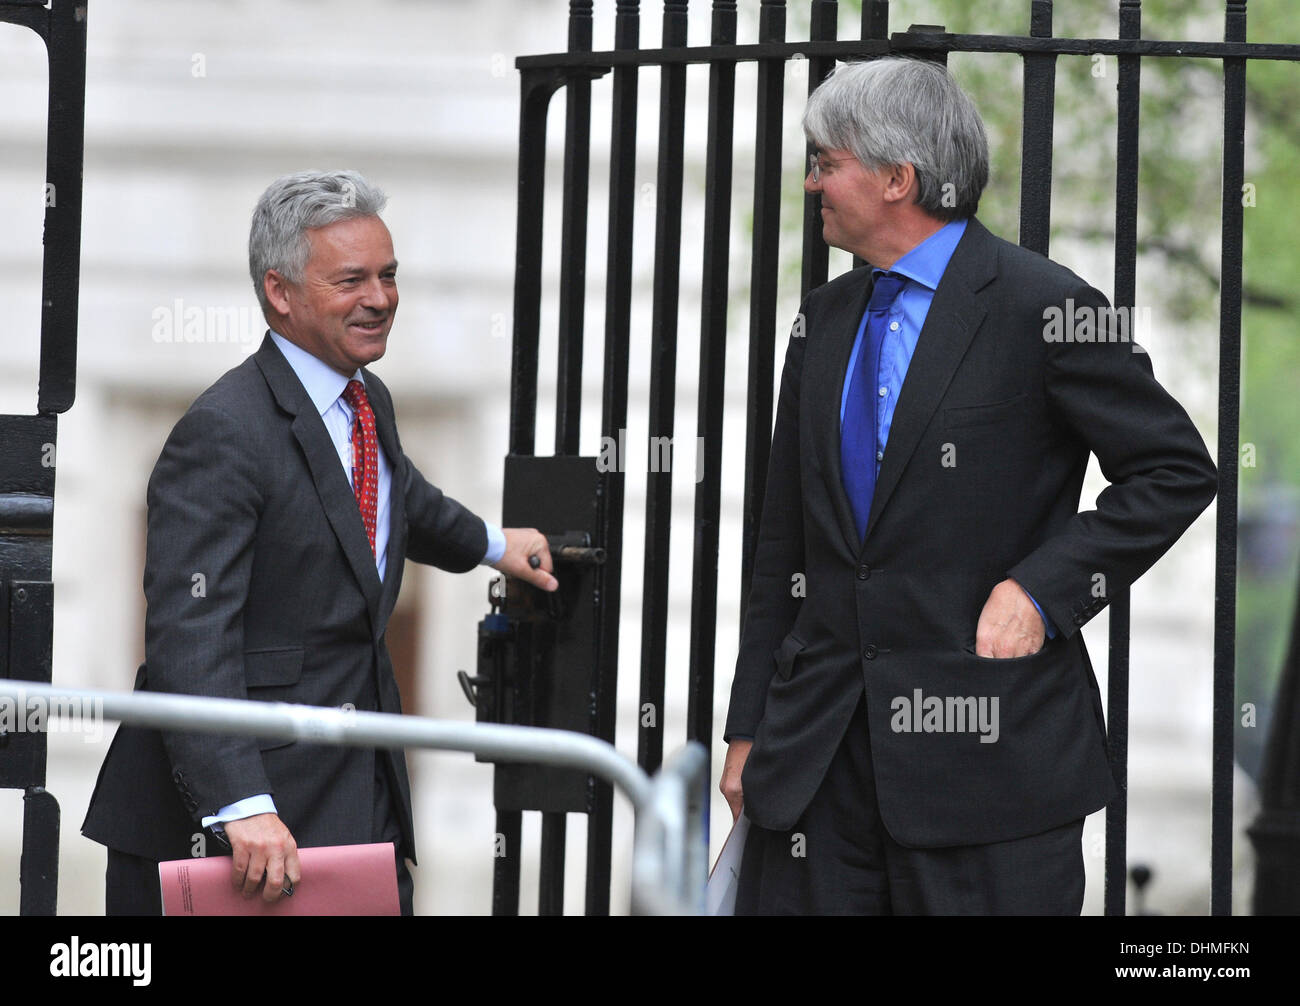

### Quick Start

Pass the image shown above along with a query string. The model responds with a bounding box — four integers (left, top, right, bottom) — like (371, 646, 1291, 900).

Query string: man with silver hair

(83, 170, 557, 915)
(720, 58, 1216, 914)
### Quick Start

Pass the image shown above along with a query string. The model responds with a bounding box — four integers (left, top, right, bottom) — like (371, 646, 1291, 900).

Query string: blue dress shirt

(837, 219, 1056, 640)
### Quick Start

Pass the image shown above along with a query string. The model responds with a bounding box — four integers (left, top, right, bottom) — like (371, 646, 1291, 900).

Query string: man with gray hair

(720, 58, 1216, 913)
(82, 170, 557, 915)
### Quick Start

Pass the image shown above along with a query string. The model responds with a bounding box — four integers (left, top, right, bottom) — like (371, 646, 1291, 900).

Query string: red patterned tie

(341, 379, 378, 556)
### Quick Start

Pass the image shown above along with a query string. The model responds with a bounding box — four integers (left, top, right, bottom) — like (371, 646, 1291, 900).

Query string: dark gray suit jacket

(726, 217, 1217, 847)
(82, 333, 487, 863)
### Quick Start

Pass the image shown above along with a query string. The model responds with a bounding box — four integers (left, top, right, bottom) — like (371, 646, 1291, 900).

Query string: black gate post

(684, 0, 738, 810)
(587, 0, 641, 917)
(739, 0, 789, 634)
(799, 0, 837, 297)
(0, 0, 88, 917)
(1102, 0, 1142, 920)
(1212, 0, 1247, 918)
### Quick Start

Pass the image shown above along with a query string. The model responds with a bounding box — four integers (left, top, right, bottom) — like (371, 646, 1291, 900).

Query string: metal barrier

(0, 679, 707, 915)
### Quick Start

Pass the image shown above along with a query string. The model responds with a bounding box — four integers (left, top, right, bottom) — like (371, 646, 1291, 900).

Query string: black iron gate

(0, 0, 86, 917)
(485, 0, 1298, 916)
(2, 0, 1293, 919)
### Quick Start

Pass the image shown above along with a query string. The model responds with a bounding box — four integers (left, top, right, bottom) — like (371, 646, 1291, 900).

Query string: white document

(706, 812, 750, 916)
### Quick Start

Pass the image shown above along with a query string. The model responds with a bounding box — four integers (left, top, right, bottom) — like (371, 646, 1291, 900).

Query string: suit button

(863, 644, 878, 660)
(857, 564, 870, 580)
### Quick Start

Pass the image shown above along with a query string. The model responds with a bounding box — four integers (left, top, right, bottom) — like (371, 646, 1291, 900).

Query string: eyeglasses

(807, 152, 855, 182)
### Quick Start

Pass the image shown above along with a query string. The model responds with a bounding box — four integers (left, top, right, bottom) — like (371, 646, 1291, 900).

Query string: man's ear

(881, 162, 918, 205)
(263, 270, 292, 316)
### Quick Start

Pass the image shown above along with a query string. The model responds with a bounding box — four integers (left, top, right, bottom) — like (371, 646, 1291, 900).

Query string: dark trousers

(106, 759, 413, 916)
(735, 695, 1085, 915)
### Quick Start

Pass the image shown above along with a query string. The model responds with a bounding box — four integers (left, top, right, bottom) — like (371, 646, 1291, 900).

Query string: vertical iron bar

(540, 0, 592, 919)
(504, 60, 567, 916)
(637, 0, 690, 776)
(739, 0, 788, 631)
(38, 0, 87, 416)
(846, 13, 928, 275)
(801, 0, 838, 297)
(863, 0, 888, 40)
(1212, 0, 1247, 918)
(686, 1, 737, 794)
(19, 787, 59, 916)
(2, 0, 83, 914)
(10, 579, 56, 915)
(1104, 0, 1141, 920)
(539, 811, 567, 914)
(510, 69, 567, 457)
(492, 808, 522, 915)
(588, 0, 642, 918)
(555, 2, 594, 456)
(1018, 0, 1056, 255)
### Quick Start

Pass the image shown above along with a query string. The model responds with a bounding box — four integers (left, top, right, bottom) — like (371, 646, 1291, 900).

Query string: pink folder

(159, 842, 400, 916)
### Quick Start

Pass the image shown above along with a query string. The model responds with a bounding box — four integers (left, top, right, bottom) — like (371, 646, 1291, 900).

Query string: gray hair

(248, 169, 388, 313)
(803, 57, 989, 221)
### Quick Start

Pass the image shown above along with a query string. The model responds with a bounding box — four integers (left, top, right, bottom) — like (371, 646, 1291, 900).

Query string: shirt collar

(877, 217, 969, 292)
(267, 330, 364, 417)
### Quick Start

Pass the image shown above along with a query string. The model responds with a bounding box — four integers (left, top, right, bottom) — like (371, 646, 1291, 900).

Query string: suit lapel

(862, 219, 996, 542)
(254, 335, 384, 621)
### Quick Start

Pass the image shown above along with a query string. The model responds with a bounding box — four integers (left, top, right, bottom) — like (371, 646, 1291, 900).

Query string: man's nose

(804, 169, 820, 194)
(359, 275, 393, 308)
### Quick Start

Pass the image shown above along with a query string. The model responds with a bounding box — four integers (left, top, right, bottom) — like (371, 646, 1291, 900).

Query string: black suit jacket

(726, 217, 1217, 847)
(82, 334, 488, 863)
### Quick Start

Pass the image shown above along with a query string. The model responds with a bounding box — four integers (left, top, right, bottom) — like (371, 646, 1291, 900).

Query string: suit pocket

(773, 632, 808, 681)
(243, 646, 305, 750)
(961, 640, 1051, 664)
(244, 646, 305, 687)
(944, 393, 1027, 429)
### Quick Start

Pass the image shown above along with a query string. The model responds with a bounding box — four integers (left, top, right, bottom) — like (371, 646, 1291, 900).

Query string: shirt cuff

(482, 520, 506, 565)
(1022, 588, 1058, 639)
(201, 793, 279, 832)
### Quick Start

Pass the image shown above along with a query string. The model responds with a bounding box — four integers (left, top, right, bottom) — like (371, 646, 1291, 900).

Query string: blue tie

(841, 271, 906, 543)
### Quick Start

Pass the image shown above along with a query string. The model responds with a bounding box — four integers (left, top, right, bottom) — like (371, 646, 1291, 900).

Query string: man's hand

(975, 578, 1046, 658)
(720, 740, 753, 822)
(223, 813, 301, 902)
(492, 528, 558, 592)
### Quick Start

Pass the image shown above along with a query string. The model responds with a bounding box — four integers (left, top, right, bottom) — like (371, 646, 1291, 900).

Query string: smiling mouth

(350, 318, 386, 332)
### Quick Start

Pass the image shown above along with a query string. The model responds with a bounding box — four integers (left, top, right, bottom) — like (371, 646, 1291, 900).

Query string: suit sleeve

(401, 457, 490, 573)
(724, 310, 809, 741)
(361, 370, 490, 573)
(1007, 282, 1218, 636)
(144, 404, 273, 820)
